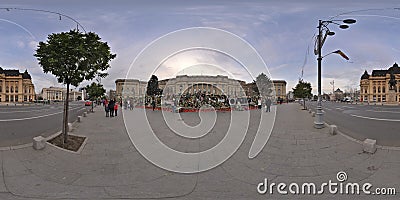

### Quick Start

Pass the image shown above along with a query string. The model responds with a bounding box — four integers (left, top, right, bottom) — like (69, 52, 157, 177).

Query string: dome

(361, 70, 370, 80)
(388, 63, 400, 74)
(22, 70, 32, 79)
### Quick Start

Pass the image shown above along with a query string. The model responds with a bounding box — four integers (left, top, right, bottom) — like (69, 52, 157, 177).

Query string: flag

(333, 50, 349, 60)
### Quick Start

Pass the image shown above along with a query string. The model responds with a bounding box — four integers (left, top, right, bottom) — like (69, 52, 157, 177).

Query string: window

(6, 86, 9, 93)
(382, 95, 386, 102)
(382, 86, 385, 93)
(373, 86, 376, 93)
(378, 86, 381, 93)
(6, 95, 9, 102)
(0, 85, 2, 93)
(15, 95, 18, 102)
(24, 95, 27, 102)
(15, 86, 18, 93)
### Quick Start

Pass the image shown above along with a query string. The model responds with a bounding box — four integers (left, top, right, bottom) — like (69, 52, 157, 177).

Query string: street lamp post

(314, 18, 356, 129)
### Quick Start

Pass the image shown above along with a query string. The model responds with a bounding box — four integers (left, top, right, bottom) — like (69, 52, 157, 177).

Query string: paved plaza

(0, 103, 398, 199)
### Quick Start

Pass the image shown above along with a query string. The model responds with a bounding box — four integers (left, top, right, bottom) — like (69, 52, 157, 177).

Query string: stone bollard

(33, 136, 46, 150)
(363, 139, 377, 154)
(83, 112, 87, 117)
(68, 123, 73, 132)
(309, 109, 312, 113)
(77, 116, 82, 122)
(329, 125, 337, 135)
(312, 112, 315, 117)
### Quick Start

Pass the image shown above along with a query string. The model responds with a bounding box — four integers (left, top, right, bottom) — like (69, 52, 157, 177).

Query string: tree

(293, 80, 312, 109)
(255, 73, 273, 97)
(146, 75, 160, 96)
(34, 29, 116, 145)
(85, 82, 106, 111)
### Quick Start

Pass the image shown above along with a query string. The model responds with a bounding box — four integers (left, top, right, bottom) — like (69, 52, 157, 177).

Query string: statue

(388, 72, 397, 90)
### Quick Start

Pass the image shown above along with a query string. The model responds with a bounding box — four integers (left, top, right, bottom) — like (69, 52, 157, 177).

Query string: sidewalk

(0, 104, 398, 199)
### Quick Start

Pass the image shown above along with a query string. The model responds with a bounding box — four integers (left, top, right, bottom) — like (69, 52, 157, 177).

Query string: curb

(0, 107, 89, 151)
(305, 107, 400, 151)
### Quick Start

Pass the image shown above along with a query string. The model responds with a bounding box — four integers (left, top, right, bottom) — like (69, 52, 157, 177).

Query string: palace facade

(0, 67, 35, 103)
(360, 63, 400, 103)
(115, 75, 287, 100)
(40, 87, 82, 101)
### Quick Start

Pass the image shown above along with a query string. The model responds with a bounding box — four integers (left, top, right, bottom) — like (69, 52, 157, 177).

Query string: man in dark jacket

(108, 99, 115, 117)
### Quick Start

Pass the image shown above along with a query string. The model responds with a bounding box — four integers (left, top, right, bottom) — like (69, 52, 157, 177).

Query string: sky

(1, 0, 400, 94)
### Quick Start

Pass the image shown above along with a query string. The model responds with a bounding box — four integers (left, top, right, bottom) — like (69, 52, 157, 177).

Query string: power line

(0, 7, 86, 33)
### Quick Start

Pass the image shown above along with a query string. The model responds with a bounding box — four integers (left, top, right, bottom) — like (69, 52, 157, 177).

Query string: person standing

(257, 98, 262, 109)
(108, 99, 115, 117)
(152, 98, 156, 111)
(104, 100, 109, 117)
(265, 98, 272, 113)
(114, 102, 119, 116)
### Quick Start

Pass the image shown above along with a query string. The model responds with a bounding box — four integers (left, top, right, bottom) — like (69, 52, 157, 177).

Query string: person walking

(265, 97, 272, 113)
(114, 102, 118, 116)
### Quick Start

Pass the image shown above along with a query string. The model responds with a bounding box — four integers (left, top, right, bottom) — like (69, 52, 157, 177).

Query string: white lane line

(365, 110, 400, 114)
(336, 108, 344, 110)
(324, 108, 332, 111)
(350, 114, 400, 122)
(341, 106, 354, 109)
(0, 106, 85, 122)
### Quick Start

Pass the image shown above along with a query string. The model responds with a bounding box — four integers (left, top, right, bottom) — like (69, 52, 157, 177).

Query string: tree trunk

(303, 98, 306, 110)
(62, 84, 70, 145)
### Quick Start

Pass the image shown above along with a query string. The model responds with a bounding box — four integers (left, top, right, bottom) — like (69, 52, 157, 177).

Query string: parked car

(84, 101, 92, 106)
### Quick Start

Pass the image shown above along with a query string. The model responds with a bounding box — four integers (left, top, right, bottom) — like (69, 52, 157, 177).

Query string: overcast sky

(1, 0, 400, 94)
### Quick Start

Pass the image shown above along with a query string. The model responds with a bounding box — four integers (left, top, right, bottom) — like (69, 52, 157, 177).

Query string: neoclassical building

(0, 67, 35, 103)
(115, 75, 287, 100)
(115, 79, 147, 100)
(360, 63, 400, 103)
(158, 75, 246, 97)
(40, 87, 82, 101)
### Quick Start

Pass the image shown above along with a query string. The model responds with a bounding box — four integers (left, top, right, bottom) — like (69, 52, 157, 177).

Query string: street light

(314, 18, 356, 129)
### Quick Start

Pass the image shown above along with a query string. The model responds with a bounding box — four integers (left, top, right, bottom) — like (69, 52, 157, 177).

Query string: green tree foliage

(85, 82, 106, 101)
(146, 75, 160, 96)
(255, 73, 274, 97)
(34, 29, 116, 144)
(293, 80, 312, 109)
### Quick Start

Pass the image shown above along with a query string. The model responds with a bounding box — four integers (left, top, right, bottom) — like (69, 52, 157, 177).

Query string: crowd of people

(102, 98, 119, 117)
(109, 91, 285, 113)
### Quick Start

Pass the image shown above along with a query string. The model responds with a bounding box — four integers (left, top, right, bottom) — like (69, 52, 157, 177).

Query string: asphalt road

(0, 102, 88, 147)
(306, 101, 400, 146)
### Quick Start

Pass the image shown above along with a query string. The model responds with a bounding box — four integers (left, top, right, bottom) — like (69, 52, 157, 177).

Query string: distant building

(273, 80, 287, 100)
(40, 87, 81, 101)
(108, 89, 117, 100)
(0, 67, 35, 103)
(334, 88, 344, 101)
(158, 75, 246, 97)
(360, 63, 400, 103)
(115, 79, 146, 100)
(115, 76, 287, 101)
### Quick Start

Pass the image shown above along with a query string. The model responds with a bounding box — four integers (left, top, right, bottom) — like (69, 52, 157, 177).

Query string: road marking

(335, 108, 344, 110)
(350, 114, 400, 122)
(324, 108, 332, 111)
(0, 106, 84, 122)
(341, 106, 354, 109)
(365, 110, 400, 114)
